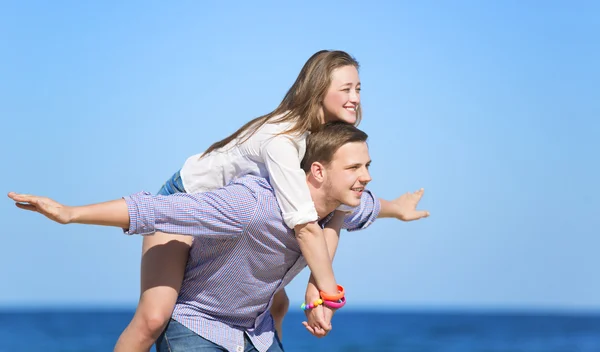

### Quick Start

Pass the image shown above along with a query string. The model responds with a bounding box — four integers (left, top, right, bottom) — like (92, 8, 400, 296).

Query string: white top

(180, 118, 318, 228)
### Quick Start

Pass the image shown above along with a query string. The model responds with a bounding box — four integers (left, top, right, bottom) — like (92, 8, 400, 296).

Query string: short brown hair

(301, 122, 369, 172)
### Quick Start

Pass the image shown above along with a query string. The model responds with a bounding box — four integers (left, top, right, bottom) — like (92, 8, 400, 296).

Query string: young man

(9, 122, 429, 352)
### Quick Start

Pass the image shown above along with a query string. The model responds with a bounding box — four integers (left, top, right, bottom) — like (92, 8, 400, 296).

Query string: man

(9, 122, 429, 352)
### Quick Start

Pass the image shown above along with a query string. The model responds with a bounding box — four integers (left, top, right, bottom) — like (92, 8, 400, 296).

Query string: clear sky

(1, 1, 599, 312)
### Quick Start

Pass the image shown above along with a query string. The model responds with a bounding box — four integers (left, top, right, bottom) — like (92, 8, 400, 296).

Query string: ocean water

(1, 309, 599, 352)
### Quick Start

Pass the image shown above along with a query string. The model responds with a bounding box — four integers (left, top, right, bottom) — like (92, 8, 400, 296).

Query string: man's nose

(360, 168, 372, 184)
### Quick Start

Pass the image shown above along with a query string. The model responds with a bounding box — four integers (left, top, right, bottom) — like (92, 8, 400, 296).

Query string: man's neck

(313, 199, 339, 220)
(307, 181, 340, 219)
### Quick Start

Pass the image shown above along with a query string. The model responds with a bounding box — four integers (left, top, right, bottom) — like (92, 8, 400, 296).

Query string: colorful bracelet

(301, 298, 324, 311)
(319, 284, 345, 301)
(322, 296, 346, 309)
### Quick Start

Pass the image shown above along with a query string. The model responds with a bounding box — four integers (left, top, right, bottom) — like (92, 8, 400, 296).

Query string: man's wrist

(66, 205, 80, 224)
(305, 286, 320, 303)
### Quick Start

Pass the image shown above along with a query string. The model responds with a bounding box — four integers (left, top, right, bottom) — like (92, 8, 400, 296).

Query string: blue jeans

(156, 319, 285, 352)
(157, 170, 186, 196)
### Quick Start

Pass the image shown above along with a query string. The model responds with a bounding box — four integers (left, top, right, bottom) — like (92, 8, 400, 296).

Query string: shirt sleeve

(342, 189, 381, 232)
(261, 134, 319, 228)
(122, 183, 257, 237)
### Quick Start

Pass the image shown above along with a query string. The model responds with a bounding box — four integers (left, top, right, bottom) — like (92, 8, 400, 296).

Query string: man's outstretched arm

(378, 188, 430, 221)
(8, 187, 251, 238)
(8, 192, 130, 228)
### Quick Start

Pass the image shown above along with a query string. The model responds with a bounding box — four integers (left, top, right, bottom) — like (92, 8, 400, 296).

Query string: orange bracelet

(319, 284, 345, 301)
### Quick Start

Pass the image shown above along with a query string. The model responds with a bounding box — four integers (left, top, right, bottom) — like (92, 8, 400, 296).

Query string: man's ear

(310, 161, 326, 183)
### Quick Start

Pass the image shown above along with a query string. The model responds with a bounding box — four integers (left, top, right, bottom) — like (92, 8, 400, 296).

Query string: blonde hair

(203, 50, 361, 156)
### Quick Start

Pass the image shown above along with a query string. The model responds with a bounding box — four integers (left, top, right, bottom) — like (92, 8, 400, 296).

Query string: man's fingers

(313, 325, 327, 338)
(8, 192, 30, 202)
(412, 189, 424, 199)
(8, 193, 40, 205)
(303, 323, 319, 337)
(302, 322, 326, 338)
(410, 210, 430, 220)
(15, 203, 38, 212)
(317, 320, 332, 333)
(302, 322, 315, 334)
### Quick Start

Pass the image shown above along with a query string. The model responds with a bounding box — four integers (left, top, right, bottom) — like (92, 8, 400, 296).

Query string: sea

(1, 309, 599, 352)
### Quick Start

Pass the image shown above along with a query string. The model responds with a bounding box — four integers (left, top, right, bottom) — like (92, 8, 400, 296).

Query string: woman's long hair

(202, 50, 361, 156)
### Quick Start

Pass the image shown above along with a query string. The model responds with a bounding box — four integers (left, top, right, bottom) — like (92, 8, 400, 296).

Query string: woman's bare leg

(114, 232, 193, 352)
(270, 289, 290, 340)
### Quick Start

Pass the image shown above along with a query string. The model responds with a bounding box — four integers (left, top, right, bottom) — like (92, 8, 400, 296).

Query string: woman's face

(322, 65, 361, 124)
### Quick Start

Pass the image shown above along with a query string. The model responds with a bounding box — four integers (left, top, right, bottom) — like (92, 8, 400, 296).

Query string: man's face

(323, 141, 372, 207)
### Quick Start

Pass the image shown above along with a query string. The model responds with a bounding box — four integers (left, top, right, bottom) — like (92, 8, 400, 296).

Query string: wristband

(301, 298, 323, 311)
(319, 284, 345, 301)
(323, 296, 346, 309)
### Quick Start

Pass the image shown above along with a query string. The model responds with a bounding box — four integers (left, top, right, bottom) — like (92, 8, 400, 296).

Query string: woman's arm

(261, 136, 338, 295)
(302, 210, 345, 338)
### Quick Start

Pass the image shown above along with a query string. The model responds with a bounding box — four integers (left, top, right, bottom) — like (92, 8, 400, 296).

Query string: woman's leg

(115, 171, 191, 351)
(114, 232, 193, 352)
(270, 289, 290, 341)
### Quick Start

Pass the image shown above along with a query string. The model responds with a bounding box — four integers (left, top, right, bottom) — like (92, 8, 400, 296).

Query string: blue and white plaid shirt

(124, 175, 380, 352)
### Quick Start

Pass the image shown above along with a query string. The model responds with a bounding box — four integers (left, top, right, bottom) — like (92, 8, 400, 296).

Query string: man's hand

(302, 305, 334, 338)
(8, 192, 74, 224)
(382, 188, 430, 221)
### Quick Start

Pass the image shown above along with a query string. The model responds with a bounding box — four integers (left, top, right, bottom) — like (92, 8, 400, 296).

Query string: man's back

(174, 176, 307, 347)
(124, 174, 380, 351)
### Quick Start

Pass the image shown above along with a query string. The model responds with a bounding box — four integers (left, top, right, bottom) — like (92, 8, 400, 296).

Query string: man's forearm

(377, 198, 397, 218)
(69, 199, 130, 228)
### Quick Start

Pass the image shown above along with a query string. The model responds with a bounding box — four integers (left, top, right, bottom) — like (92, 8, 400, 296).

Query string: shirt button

(236, 346, 244, 352)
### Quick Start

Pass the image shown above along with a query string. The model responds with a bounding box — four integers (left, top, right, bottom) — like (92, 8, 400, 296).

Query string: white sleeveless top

(180, 118, 318, 228)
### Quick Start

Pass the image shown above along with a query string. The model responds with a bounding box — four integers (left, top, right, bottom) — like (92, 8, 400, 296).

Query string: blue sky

(1, 1, 599, 312)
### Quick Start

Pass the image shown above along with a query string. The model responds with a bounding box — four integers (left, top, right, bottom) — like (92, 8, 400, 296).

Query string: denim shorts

(156, 319, 284, 352)
(157, 170, 186, 196)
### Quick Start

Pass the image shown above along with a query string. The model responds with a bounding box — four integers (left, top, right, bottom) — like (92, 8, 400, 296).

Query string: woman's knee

(135, 301, 173, 338)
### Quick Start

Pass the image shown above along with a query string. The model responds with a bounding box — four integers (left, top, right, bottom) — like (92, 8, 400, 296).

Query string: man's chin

(343, 198, 361, 208)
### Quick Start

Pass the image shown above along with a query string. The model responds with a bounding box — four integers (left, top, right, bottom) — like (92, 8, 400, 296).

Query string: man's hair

(301, 122, 368, 172)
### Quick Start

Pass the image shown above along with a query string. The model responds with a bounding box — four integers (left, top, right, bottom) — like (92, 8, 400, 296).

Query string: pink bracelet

(322, 296, 346, 309)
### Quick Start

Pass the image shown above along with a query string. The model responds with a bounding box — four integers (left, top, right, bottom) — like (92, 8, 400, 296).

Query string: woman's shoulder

(262, 112, 295, 132)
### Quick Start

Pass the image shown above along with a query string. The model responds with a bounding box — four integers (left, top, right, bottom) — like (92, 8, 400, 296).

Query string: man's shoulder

(225, 176, 288, 223)
(226, 175, 276, 196)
